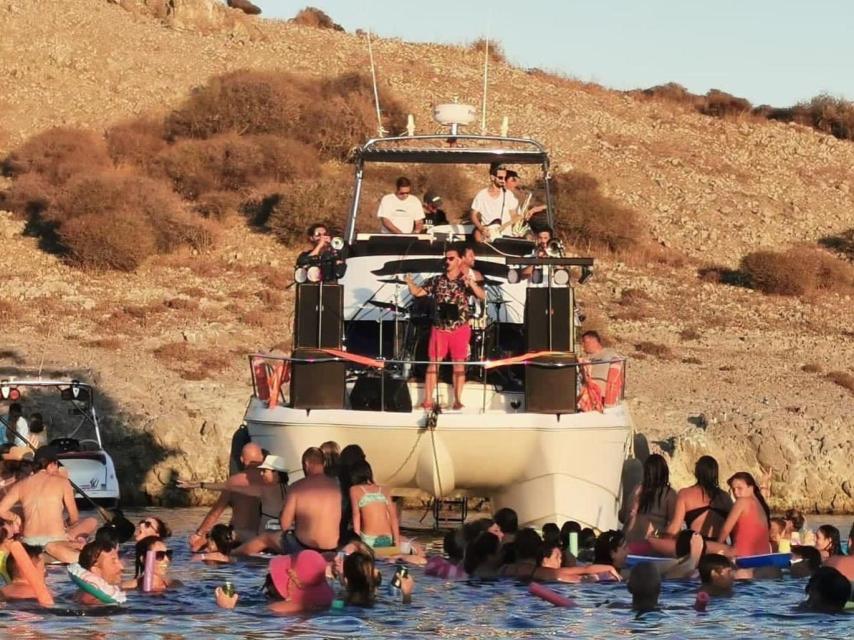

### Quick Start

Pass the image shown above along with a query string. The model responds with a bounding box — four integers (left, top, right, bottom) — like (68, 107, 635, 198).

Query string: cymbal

(379, 277, 409, 285)
(368, 300, 407, 313)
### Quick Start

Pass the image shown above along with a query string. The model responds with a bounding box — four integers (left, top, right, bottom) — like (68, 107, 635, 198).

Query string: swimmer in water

(698, 553, 735, 598)
(192, 524, 236, 564)
(0, 543, 45, 601)
(125, 537, 181, 592)
(75, 540, 125, 605)
(627, 562, 661, 614)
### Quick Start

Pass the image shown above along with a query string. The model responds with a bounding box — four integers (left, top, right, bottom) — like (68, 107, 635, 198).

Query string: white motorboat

(245, 110, 633, 530)
(1, 379, 120, 507)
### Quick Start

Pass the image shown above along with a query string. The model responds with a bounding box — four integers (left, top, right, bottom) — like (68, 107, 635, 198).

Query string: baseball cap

(258, 454, 288, 473)
(268, 551, 334, 609)
(423, 191, 442, 205)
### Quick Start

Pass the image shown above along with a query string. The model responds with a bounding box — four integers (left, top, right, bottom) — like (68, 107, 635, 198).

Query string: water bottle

(568, 531, 579, 557)
(388, 565, 407, 597)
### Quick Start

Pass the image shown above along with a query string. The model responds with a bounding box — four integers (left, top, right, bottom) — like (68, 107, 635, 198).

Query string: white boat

(1, 379, 120, 507)
(245, 112, 633, 530)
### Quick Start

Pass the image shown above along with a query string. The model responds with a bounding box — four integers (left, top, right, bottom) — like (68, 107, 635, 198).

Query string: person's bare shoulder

(226, 472, 251, 487)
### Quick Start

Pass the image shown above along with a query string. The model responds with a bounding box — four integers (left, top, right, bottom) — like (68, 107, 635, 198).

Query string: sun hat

(268, 551, 333, 609)
(257, 454, 288, 473)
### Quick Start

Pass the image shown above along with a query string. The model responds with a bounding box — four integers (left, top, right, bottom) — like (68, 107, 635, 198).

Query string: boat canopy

(354, 135, 550, 166)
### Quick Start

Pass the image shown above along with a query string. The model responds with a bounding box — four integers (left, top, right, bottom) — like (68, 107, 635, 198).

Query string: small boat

(244, 105, 634, 530)
(1, 378, 120, 508)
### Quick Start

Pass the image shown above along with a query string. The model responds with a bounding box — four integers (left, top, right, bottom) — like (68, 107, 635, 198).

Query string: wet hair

(462, 242, 476, 257)
(698, 553, 733, 583)
(627, 562, 661, 611)
(6, 543, 42, 580)
(727, 472, 771, 522)
(8, 403, 22, 415)
(28, 413, 45, 434)
(443, 528, 464, 563)
(580, 330, 601, 343)
(349, 459, 374, 487)
(395, 176, 412, 190)
(769, 516, 786, 532)
(301, 446, 324, 469)
(209, 524, 237, 554)
(790, 545, 822, 576)
(462, 518, 496, 545)
(638, 454, 672, 515)
(805, 567, 851, 612)
(493, 508, 518, 534)
(306, 222, 328, 238)
(320, 440, 340, 476)
(79, 540, 117, 571)
(559, 521, 581, 550)
(694, 455, 722, 502)
(541, 523, 560, 548)
(784, 508, 805, 531)
(148, 517, 172, 539)
(514, 528, 545, 563)
(463, 531, 501, 575)
(675, 530, 706, 557)
(579, 528, 597, 549)
(134, 536, 165, 579)
(593, 530, 624, 565)
(505, 170, 519, 180)
(339, 445, 366, 473)
(344, 551, 380, 607)
(816, 525, 842, 556)
(94, 525, 120, 546)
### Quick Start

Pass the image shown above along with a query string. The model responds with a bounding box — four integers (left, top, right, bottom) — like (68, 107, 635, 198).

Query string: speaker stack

(291, 284, 345, 410)
(523, 287, 577, 413)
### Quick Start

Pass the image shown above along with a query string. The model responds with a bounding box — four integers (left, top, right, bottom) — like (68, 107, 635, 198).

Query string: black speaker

(294, 284, 343, 349)
(290, 348, 345, 409)
(525, 287, 571, 351)
(525, 354, 578, 413)
(350, 374, 412, 412)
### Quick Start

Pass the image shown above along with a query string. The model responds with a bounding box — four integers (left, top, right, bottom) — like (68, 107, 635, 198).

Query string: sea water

(9, 509, 852, 639)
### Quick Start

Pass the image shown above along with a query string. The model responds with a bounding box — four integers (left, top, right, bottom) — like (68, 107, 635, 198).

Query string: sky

(261, 0, 853, 107)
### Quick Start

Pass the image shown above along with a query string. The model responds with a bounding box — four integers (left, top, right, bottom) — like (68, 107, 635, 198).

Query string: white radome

(433, 103, 477, 127)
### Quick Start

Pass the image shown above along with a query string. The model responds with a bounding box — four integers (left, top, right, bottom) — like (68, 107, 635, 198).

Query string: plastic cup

(777, 538, 791, 554)
(400, 540, 412, 555)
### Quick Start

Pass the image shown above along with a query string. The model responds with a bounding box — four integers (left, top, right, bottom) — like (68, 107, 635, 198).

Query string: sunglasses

(444, 257, 457, 262)
(154, 549, 173, 561)
(495, 175, 507, 180)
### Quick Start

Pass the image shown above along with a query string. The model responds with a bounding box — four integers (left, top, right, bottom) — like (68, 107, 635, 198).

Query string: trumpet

(330, 237, 345, 251)
(546, 239, 565, 257)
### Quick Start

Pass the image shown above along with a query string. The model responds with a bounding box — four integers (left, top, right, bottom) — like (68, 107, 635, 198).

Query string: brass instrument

(546, 239, 565, 257)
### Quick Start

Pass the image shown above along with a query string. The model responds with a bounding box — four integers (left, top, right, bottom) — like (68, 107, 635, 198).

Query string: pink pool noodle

(529, 582, 576, 607)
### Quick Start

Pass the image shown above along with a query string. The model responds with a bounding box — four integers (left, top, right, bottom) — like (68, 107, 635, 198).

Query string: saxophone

(510, 192, 533, 238)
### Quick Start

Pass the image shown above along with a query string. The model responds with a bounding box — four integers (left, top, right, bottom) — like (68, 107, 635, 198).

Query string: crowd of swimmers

(0, 439, 851, 618)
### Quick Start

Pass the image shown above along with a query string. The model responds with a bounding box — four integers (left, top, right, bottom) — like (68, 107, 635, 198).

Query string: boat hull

(245, 396, 632, 530)
(58, 451, 121, 508)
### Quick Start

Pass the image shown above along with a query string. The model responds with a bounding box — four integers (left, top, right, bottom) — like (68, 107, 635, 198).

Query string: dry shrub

(763, 94, 854, 141)
(470, 38, 506, 64)
(638, 82, 698, 108)
(292, 6, 344, 31)
(194, 190, 243, 220)
(740, 247, 854, 296)
(634, 341, 674, 360)
(0, 300, 21, 322)
(252, 178, 351, 243)
(2, 171, 55, 217)
(681, 356, 702, 365)
(154, 134, 320, 199)
(2, 128, 111, 185)
(253, 265, 294, 290)
(105, 118, 167, 168)
(679, 328, 702, 341)
(82, 337, 123, 350)
(617, 288, 650, 306)
(164, 297, 200, 311)
(819, 228, 854, 261)
(52, 173, 217, 270)
(825, 371, 854, 393)
(256, 289, 285, 307)
(164, 71, 407, 160)
(153, 342, 232, 380)
(547, 171, 644, 253)
(801, 363, 822, 373)
(241, 309, 279, 328)
(699, 90, 752, 118)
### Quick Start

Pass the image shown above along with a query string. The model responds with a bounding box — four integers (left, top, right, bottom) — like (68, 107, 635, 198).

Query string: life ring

(67, 563, 127, 604)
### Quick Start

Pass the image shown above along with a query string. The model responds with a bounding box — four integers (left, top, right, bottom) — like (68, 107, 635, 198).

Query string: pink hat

(268, 551, 333, 609)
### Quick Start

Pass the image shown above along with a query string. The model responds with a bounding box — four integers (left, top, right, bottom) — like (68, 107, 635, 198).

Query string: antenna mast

(481, 37, 489, 134)
(366, 29, 385, 137)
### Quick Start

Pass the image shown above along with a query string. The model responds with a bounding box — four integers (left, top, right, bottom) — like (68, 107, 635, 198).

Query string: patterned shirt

(422, 272, 470, 330)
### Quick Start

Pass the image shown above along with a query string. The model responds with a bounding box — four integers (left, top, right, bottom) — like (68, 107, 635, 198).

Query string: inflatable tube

(9, 540, 54, 607)
(67, 563, 127, 604)
(529, 582, 575, 607)
(625, 554, 676, 568)
(142, 549, 156, 592)
(734, 553, 791, 569)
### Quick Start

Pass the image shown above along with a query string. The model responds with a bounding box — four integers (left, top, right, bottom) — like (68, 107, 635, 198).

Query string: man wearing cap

(377, 177, 425, 234)
(422, 192, 449, 229)
(471, 163, 519, 242)
(0, 445, 98, 564)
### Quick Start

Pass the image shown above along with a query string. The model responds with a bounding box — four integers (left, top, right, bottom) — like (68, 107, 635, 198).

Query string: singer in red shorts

(405, 244, 486, 410)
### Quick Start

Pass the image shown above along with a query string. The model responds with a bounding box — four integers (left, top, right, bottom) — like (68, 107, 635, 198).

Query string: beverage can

(222, 580, 236, 597)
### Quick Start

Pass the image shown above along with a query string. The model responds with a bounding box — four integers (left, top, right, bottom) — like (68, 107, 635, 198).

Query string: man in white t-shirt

(376, 177, 425, 234)
(4, 403, 29, 445)
(471, 164, 518, 241)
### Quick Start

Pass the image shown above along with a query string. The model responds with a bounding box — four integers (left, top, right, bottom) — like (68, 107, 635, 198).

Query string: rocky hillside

(1, 0, 851, 511)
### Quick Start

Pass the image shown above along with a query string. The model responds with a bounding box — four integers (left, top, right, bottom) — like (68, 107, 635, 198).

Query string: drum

(468, 299, 488, 330)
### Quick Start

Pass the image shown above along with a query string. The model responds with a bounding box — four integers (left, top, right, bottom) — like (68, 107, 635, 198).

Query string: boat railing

(247, 351, 627, 414)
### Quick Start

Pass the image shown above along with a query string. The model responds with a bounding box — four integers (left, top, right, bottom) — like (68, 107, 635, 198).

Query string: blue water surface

(7, 508, 852, 639)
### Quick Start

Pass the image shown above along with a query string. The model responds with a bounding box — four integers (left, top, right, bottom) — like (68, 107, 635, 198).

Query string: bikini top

(357, 488, 388, 509)
(685, 493, 731, 527)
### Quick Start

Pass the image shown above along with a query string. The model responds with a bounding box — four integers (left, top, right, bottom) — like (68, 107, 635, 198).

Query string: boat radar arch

(433, 103, 477, 136)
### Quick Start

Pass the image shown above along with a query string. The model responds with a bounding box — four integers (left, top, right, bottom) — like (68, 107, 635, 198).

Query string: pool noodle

(734, 553, 791, 569)
(625, 554, 675, 568)
(142, 549, 156, 592)
(529, 582, 575, 608)
(8, 539, 54, 607)
(568, 532, 578, 557)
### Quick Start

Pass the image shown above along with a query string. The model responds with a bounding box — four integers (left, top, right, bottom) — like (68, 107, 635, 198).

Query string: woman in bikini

(624, 454, 677, 545)
(349, 460, 399, 550)
(716, 472, 771, 557)
(648, 455, 733, 556)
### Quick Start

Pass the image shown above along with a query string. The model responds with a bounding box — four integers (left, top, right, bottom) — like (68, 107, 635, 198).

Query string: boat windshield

(1, 383, 101, 450)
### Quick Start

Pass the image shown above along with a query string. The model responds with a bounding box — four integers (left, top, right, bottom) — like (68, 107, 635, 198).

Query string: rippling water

(6, 509, 852, 639)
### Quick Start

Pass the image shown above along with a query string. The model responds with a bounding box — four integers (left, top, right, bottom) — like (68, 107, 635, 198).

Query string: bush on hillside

(545, 171, 644, 252)
(2, 127, 111, 185)
(739, 246, 854, 296)
(163, 71, 407, 159)
(153, 133, 320, 199)
(105, 118, 168, 168)
(819, 228, 854, 261)
(249, 178, 351, 243)
(470, 38, 506, 64)
(292, 7, 344, 31)
(700, 89, 752, 118)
